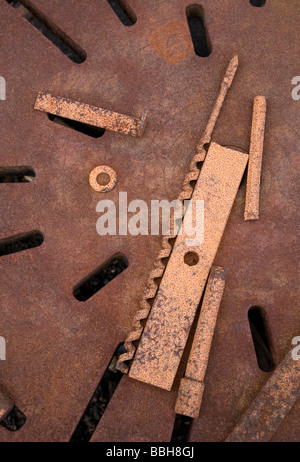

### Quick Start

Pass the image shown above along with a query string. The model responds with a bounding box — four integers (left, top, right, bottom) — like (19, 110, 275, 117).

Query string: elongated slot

(70, 343, 125, 442)
(0, 231, 44, 257)
(48, 114, 105, 138)
(73, 254, 128, 302)
(171, 415, 193, 442)
(186, 4, 211, 57)
(248, 306, 274, 372)
(107, 0, 137, 26)
(0, 406, 26, 431)
(6, 0, 86, 63)
(0, 166, 35, 183)
(250, 0, 266, 7)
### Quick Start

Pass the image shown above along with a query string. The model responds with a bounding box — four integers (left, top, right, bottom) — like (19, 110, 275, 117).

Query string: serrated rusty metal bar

(193, 55, 239, 165)
(127, 143, 248, 390)
(175, 265, 227, 418)
(34, 92, 148, 137)
(244, 96, 267, 220)
(226, 346, 300, 442)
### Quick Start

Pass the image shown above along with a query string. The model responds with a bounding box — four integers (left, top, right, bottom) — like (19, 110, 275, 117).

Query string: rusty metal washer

(89, 166, 117, 193)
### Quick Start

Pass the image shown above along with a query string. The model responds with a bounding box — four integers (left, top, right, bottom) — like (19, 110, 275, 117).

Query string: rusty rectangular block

(34, 92, 148, 137)
(175, 266, 227, 418)
(129, 143, 248, 390)
(244, 96, 267, 220)
(226, 347, 300, 442)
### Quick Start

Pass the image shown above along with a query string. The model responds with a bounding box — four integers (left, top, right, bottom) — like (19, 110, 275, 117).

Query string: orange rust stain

(150, 21, 193, 64)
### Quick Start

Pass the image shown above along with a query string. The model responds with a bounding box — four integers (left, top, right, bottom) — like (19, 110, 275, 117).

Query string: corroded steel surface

(226, 347, 300, 442)
(34, 92, 148, 137)
(175, 266, 227, 418)
(89, 165, 117, 193)
(244, 96, 267, 220)
(128, 144, 248, 390)
(0, 0, 299, 442)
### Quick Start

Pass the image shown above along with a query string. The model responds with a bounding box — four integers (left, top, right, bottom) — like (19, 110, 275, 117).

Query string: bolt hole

(184, 251, 199, 266)
(248, 306, 274, 372)
(250, 0, 266, 7)
(97, 173, 111, 186)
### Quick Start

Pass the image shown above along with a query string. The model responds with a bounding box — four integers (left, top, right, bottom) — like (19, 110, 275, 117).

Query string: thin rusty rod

(34, 92, 148, 137)
(226, 346, 300, 442)
(244, 96, 267, 220)
(193, 55, 239, 165)
(175, 266, 227, 418)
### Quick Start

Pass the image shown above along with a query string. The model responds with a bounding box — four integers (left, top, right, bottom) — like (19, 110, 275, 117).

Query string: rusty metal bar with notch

(129, 142, 248, 390)
(34, 92, 148, 137)
(244, 95, 267, 220)
(226, 346, 300, 442)
(175, 265, 227, 418)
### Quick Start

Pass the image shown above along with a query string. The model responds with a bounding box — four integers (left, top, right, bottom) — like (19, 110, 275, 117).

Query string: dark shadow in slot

(0, 166, 35, 183)
(48, 114, 105, 138)
(70, 343, 126, 442)
(250, 0, 266, 7)
(107, 0, 137, 26)
(0, 406, 26, 432)
(171, 414, 193, 442)
(248, 306, 275, 372)
(0, 231, 44, 257)
(186, 4, 211, 57)
(73, 254, 129, 302)
(6, 0, 86, 63)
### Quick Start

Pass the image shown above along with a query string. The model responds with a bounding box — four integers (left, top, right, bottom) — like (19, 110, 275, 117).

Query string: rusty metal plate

(0, 0, 299, 442)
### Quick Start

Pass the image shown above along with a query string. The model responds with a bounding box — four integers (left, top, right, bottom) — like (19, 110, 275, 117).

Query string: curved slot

(0, 166, 35, 183)
(70, 343, 125, 442)
(186, 4, 211, 57)
(248, 306, 274, 372)
(250, 0, 266, 7)
(48, 114, 105, 138)
(0, 231, 44, 257)
(0, 406, 26, 431)
(6, 0, 87, 64)
(73, 253, 129, 302)
(107, 0, 137, 26)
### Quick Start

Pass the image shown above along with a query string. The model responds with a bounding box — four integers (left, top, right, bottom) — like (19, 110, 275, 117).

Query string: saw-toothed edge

(116, 164, 200, 373)
(116, 55, 239, 374)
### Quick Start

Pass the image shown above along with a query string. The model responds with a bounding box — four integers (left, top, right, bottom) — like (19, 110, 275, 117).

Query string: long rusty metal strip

(116, 57, 239, 375)
(34, 92, 148, 137)
(128, 143, 248, 390)
(226, 346, 300, 442)
(0, 388, 14, 422)
(193, 55, 239, 165)
(175, 265, 227, 418)
(244, 96, 267, 220)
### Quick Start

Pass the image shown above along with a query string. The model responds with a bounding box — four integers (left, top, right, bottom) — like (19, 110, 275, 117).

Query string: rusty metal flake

(244, 96, 267, 221)
(175, 266, 227, 418)
(34, 92, 148, 137)
(129, 144, 248, 390)
(226, 347, 300, 442)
